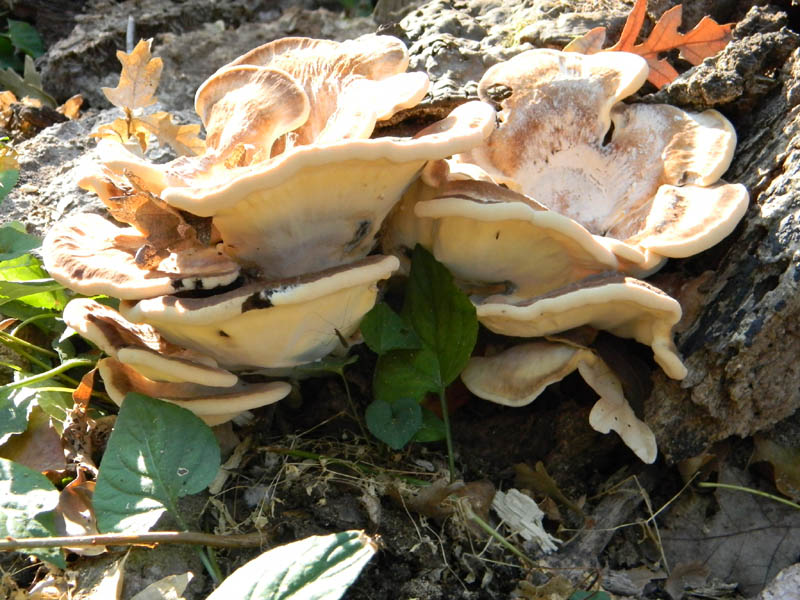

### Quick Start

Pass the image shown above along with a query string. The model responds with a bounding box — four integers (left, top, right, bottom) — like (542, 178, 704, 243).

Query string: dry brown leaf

(91, 117, 148, 151)
(752, 435, 800, 502)
(566, 0, 734, 89)
(102, 38, 163, 110)
(57, 94, 83, 120)
(0, 407, 67, 472)
(137, 111, 205, 157)
(53, 469, 105, 555)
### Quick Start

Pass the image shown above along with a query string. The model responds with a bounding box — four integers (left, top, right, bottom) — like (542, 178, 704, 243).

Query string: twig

(698, 481, 800, 510)
(0, 531, 269, 551)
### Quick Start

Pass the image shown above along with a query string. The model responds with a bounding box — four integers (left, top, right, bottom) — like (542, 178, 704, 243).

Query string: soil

(2, 1, 800, 599)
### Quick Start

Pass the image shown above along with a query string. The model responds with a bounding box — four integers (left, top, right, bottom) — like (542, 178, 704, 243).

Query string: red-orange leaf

(566, 0, 734, 89)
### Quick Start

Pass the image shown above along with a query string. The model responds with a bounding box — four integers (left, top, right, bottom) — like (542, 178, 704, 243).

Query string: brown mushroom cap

(63, 298, 237, 387)
(461, 341, 657, 462)
(42, 214, 240, 300)
(119, 255, 400, 369)
(99, 358, 290, 426)
(475, 273, 686, 380)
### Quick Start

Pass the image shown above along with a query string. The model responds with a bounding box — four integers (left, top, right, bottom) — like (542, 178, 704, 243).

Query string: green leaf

(412, 407, 446, 443)
(29, 381, 72, 433)
(360, 303, 421, 354)
(0, 252, 66, 308)
(206, 530, 376, 600)
(0, 56, 56, 107)
(7, 20, 44, 58)
(0, 162, 18, 205)
(568, 592, 611, 600)
(0, 457, 64, 566)
(0, 223, 40, 261)
(0, 36, 22, 71)
(373, 347, 440, 405)
(93, 393, 221, 533)
(0, 386, 36, 445)
(402, 245, 478, 386)
(365, 397, 422, 450)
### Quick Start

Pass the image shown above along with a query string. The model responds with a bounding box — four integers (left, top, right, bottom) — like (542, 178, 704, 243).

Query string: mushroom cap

(411, 180, 621, 301)
(195, 65, 310, 160)
(159, 100, 495, 277)
(42, 213, 240, 300)
(475, 273, 686, 380)
(221, 35, 424, 146)
(63, 298, 237, 387)
(119, 255, 400, 369)
(451, 48, 747, 270)
(98, 358, 290, 426)
(461, 341, 657, 462)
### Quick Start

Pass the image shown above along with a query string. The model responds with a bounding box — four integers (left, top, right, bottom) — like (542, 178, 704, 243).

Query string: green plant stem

(698, 482, 800, 510)
(263, 446, 431, 487)
(439, 388, 456, 483)
(3, 358, 94, 390)
(170, 504, 223, 585)
(0, 361, 22, 371)
(0, 531, 268, 551)
(0, 330, 58, 358)
(463, 504, 534, 568)
(10, 312, 58, 336)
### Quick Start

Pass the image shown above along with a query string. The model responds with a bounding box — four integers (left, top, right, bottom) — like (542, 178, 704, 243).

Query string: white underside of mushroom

(119, 255, 400, 369)
(99, 358, 291, 426)
(461, 341, 657, 463)
(475, 275, 686, 380)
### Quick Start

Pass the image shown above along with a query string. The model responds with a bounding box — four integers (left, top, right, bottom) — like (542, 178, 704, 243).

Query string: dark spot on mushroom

(495, 231, 500, 240)
(601, 121, 615, 147)
(194, 279, 204, 290)
(242, 290, 274, 312)
(344, 220, 371, 253)
(172, 279, 185, 290)
(484, 84, 512, 110)
(219, 330, 230, 338)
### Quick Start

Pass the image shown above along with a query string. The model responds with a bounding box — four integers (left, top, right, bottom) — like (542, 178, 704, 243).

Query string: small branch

(439, 388, 456, 483)
(698, 482, 800, 511)
(0, 531, 269, 551)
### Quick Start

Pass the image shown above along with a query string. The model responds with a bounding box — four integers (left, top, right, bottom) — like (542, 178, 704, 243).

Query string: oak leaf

(136, 111, 205, 157)
(101, 38, 163, 110)
(566, 0, 734, 89)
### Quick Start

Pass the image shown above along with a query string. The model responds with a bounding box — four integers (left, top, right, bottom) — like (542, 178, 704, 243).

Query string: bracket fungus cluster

(43, 34, 747, 462)
(43, 34, 494, 424)
(383, 48, 748, 463)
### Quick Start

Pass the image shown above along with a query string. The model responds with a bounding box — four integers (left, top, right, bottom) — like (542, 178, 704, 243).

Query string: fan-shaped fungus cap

(194, 65, 310, 161)
(42, 214, 240, 300)
(63, 298, 237, 387)
(119, 255, 400, 369)
(461, 341, 657, 463)
(98, 358, 291, 426)
(409, 180, 622, 301)
(102, 34, 494, 277)
(223, 35, 427, 145)
(159, 100, 494, 278)
(475, 274, 686, 380)
(452, 48, 748, 271)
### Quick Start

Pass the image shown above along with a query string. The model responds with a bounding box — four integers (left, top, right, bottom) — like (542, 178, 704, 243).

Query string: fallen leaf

(665, 561, 709, 600)
(137, 112, 205, 157)
(0, 406, 67, 472)
(53, 469, 105, 556)
(661, 464, 800, 595)
(129, 572, 193, 600)
(752, 435, 800, 502)
(566, 0, 734, 89)
(101, 38, 163, 110)
(57, 94, 83, 120)
(515, 462, 585, 519)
